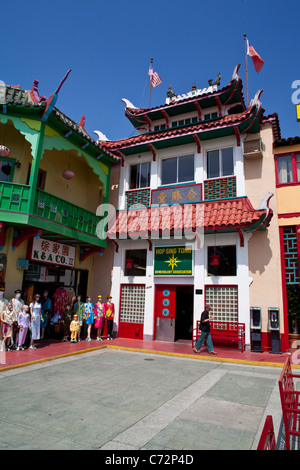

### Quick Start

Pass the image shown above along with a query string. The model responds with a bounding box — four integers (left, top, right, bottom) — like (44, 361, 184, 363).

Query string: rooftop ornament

(208, 73, 221, 87)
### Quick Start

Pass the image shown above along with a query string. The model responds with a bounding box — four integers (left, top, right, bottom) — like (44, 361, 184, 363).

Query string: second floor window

(276, 153, 300, 185)
(130, 162, 151, 189)
(207, 147, 234, 179)
(0, 158, 15, 182)
(161, 154, 194, 185)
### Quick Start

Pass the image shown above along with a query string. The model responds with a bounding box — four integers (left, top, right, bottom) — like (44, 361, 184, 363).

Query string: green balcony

(0, 181, 104, 247)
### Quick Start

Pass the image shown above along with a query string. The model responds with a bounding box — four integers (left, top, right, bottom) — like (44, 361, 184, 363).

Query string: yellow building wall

(0, 120, 106, 304)
(2, 228, 95, 302)
(276, 186, 300, 216)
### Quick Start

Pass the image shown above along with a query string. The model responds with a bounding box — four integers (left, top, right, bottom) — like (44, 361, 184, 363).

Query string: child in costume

(70, 314, 80, 342)
(72, 295, 85, 341)
(104, 295, 115, 340)
(94, 295, 105, 341)
(17, 305, 30, 350)
(84, 296, 94, 342)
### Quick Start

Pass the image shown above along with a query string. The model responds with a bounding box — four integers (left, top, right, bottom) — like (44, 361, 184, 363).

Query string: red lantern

(126, 252, 134, 270)
(0, 146, 10, 157)
(210, 254, 220, 266)
(62, 169, 75, 180)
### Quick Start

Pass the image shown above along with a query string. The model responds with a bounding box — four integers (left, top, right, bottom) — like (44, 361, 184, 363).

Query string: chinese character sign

(151, 184, 201, 206)
(30, 238, 76, 267)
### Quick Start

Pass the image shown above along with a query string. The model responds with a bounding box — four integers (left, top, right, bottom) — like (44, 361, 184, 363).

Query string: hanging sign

(154, 245, 193, 276)
(151, 184, 202, 206)
(30, 237, 76, 267)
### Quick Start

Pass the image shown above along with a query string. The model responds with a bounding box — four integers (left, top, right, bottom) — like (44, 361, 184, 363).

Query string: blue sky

(1, 0, 299, 142)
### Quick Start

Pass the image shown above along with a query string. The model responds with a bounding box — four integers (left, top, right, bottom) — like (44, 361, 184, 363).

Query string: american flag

(148, 62, 162, 88)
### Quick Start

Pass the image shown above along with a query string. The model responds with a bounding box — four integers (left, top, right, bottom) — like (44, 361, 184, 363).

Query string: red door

(155, 285, 176, 341)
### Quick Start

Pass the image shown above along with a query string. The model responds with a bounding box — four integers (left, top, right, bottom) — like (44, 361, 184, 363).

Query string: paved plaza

(0, 347, 287, 451)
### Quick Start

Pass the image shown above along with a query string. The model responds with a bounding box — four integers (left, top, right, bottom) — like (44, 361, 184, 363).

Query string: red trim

(0, 222, 6, 247)
(279, 227, 290, 352)
(278, 212, 300, 218)
(79, 247, 104, 262)
(144, 115, 152, 132)
(234, 125, 240, 147)
(215, 96, 222, 116)
(147, 143, 156, 161)
(115, 151, 124, 167)
(237, 228, 244, 247)
(193, 134, 201, 153)
(161, 110, 169, 129)
(13, 229, 43, 250)
(147, 239, 152, 251)
(195, 101, 202, 121)
(110, 239, 119, 253)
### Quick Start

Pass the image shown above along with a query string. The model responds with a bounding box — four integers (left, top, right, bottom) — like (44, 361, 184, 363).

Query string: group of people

(0, 286, 115, 352)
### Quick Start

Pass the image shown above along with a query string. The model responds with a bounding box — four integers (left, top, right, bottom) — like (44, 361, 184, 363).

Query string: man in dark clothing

(193, 305, 217, 354)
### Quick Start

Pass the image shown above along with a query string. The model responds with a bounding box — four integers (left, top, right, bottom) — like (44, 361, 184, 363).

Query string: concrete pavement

(0, 347, 290, 450)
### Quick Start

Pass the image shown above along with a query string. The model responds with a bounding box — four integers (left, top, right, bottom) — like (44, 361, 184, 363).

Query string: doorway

(175, 286, 194, 341)
(155, 284, 194, 342)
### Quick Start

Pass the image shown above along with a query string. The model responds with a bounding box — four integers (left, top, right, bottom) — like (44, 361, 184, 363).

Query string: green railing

(0, 182, 100, 237)
(0, 182, 30, 212)
(34, 189, 99, 234)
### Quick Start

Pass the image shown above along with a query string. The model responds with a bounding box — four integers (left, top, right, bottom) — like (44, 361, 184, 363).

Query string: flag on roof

(148, 60, 162, 88)
(246, 39, 264, 73)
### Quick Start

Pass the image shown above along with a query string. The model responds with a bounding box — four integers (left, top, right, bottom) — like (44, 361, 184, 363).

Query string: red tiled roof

(107, 197, 270, 238)
(101, 106, 259, 153)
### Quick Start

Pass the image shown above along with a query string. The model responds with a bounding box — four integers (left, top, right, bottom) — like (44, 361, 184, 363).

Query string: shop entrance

(21, 262, 88, 309)
(155, 285, 193, 342)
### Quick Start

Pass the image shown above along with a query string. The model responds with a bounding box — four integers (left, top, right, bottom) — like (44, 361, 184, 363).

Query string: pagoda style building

(99, 65, 286, 351)
(0, 75, 120, 306)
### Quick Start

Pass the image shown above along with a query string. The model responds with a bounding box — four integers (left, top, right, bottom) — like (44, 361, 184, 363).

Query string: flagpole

(148, 57, 153, 109)
(244, 34, 249, 107)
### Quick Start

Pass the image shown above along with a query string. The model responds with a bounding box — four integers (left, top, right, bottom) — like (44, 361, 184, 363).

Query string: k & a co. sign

(30, 237, 76, 267)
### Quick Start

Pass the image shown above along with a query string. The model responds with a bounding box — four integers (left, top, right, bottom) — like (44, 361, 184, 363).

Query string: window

(130, 162, 150, 189)
(124, 249, 147, 276)
(207, 245, 236, 276)
(276, 153, 300, 185)
(207, 147, 234, 179)
(277, 155, 293, 184)
(161, 154, 194, 185)
(120, 284, 146, 323)
(26, 164, 46, 190)
(205, 286, 238, 322)
(0, 158, 15, 182)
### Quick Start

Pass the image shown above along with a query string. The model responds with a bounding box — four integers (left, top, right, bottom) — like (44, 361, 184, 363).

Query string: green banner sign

(154, 246, 193, 276)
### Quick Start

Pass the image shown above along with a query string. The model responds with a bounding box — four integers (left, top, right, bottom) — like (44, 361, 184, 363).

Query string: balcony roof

(1, 84, 121, 165)
(107, 197, 273, 239)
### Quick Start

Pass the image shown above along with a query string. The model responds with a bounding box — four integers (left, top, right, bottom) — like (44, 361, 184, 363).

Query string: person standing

(193, 305, 217, 354)
(17, 305, 31, 350)
(40, 290, 51, 339)
(84, 296, 94, 342)
(94, 295, 105, 341)
(29, 294, 42, 350)
(104, 295, 115, 340)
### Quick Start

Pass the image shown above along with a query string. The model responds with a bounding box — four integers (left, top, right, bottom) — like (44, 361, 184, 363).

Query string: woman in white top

(29, 294, 42, 350)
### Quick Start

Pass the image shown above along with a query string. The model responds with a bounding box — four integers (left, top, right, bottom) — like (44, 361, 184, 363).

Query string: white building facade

(99, 66, 283, 351)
